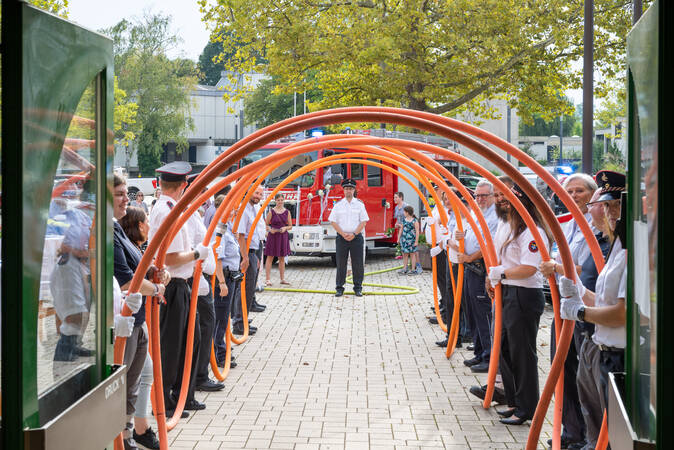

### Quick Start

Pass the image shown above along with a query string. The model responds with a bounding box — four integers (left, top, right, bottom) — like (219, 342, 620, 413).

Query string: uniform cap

(341, 178, 357, 188)
(156, 161, 192, 182)
(594, 170, 625, 202)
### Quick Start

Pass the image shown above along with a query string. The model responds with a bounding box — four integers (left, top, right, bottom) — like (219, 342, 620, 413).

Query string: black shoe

(74, 346, 94, 357)
(499, 414, 530, 425)
(497, 407, 516, 418)
(470, 361, 489, 373)
(196, 379, 225, 391)
(134, 427, 160, 450)
(467, 344, 475, 351)
(232, 325, 256, 335)
(428, 317, 439, 324)
(335, 289, 344, 297)
(163, 409, 189, 419)
(547, 437, 583, 449)
(253, 301, 266, 309)
(435, 339, 448, 347)
(184, 399, 206, 411)
(53, 335, 78, 362)
(354, 290, 363, 297)
(463, 357, 481, 367)
(250, 305, 266, 312)
(230, 360, 237, 368)
(468, 384, 507, 405)
(124, 437, 138, 450)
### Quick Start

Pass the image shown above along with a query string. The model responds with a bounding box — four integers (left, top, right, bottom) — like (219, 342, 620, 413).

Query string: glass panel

(37, 78, 98, 394)
(367, 159, 382, 186)
(350, 163, 363, 180)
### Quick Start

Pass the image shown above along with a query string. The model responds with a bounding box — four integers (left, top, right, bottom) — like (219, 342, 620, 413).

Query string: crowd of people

(425, 170, 627, 449)
(104, 160, 627, 450)
(111, 162, 292, 450)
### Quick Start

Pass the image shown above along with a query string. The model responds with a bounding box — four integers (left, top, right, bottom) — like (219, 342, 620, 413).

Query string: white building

(455, 98, 520, 174)
(115, 71, 266, 175)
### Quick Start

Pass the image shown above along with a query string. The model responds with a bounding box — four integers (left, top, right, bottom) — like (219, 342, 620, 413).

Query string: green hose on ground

(263, 264, 420, 295)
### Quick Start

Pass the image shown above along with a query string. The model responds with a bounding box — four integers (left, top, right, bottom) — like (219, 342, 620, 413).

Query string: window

(350, 163, 363, 180)
(367, 160, 382, 186)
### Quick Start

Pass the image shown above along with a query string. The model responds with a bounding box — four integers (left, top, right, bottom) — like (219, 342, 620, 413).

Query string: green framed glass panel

(1, 4, 114, 449)
(626, 0, 659, 443)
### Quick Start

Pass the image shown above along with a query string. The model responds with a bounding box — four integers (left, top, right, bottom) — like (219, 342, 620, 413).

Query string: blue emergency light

(556, 165, 574, 175)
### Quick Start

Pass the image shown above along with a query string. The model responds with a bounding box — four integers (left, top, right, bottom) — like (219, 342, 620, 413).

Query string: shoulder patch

(528, 240, 538, 253)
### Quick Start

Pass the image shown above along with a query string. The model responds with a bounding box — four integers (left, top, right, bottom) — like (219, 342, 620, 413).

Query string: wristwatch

(501, 272, 507, 280)
(577, 306, 586, 322)
(193, 249, 200, 260)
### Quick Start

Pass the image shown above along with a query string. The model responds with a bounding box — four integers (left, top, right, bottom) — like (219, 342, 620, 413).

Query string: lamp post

(559, 115, 564, 166)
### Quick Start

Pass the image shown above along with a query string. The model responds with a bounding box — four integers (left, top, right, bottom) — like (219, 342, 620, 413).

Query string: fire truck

(233, 129, 459, 262)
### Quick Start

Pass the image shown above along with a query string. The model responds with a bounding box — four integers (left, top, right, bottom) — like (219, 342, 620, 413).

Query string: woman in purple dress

(264, 193, 293, 285)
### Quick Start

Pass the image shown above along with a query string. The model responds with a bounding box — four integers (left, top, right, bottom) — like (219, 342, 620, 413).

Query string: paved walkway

(168, 255, 555, 449)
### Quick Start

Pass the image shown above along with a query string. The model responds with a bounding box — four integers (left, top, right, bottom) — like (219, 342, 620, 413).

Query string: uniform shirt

(463, 204, 499, 256)
(149, 194, 194, 279)
(592, 237, 627, 349)
(328, 197, 369, 233)
(254, 204, 267, 244)
(237, 202, 261, 251)
(495, 222, 548, 288)
(217, 223, 241, 271)
(62, 207, 93, 252)
(203, 204, 217, 228)
(425, 205, 454, 245)
(553, 212, 594, 267)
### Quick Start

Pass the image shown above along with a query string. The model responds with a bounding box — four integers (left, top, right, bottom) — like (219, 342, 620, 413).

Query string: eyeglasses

(475, 194, 493, 199)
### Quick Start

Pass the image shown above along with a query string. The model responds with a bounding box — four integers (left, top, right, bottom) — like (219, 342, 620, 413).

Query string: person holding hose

(329, 178, 369, 297)
(488, 183, 551, 425)
(113, 176, 169, 449)
(558, 170, 627, 444)
(539, 173, 598, 449)
(148, 162, 210, 417)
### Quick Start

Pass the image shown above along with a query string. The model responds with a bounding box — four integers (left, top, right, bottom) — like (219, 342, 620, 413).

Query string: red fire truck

(234, 130, 459, 261)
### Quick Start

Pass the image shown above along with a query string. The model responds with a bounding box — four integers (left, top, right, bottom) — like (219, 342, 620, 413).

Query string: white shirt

(149, 195, 194, 279)
(185, 212, 214, 294)
(237, 202, 261, 250)
(254, 204, 267, 244)
(592, 237, 627, 348)
(495, 223, 548, 288)
(553, 212, 594, 267)
(427, 207, 459, 263)
(328, 197, 369, 233)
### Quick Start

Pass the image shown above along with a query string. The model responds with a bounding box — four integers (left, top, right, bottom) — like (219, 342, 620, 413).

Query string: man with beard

(232, 185, 264, 335)
(454, 180, 500, 373)
(468, 175, 513, 404)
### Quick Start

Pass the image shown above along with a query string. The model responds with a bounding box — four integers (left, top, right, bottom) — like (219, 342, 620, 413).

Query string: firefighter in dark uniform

(329, 178, 369, 297)
(148, 161, 210, 416)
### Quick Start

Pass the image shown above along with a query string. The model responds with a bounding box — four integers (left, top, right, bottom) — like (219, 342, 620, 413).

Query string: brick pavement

(168, 255, 556, 449)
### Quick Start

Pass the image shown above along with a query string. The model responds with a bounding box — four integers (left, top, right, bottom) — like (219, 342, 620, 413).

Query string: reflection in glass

(37, 79, 98, 393)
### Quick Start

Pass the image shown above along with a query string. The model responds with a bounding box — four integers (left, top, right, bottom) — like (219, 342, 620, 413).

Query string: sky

(68, 0, 211, 61)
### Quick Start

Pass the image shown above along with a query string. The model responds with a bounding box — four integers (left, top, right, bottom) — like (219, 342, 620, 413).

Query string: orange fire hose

(115, 107, 605, 449)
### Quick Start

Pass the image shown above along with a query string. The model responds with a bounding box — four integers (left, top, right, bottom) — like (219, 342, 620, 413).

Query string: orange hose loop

(116, 108, 600, 448)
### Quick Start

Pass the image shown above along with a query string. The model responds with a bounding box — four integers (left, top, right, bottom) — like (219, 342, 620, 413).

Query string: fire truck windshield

(240, 148, 318, 188)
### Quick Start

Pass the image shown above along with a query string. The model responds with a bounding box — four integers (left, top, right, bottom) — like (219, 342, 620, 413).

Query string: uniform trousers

(214, 275, 239, 363)
(233, 250, 259, 327)
(550, 319, 585, 444)
(159, 278, 201, 409)
(335, 233, 364, 291)
(499, 285, 545, 418)
(576, 335, 605, 450)
(123, 323, 149, 424)
(436, 250, 450, 322)
(463, 267, 491, 361)
(195, 274, 215, 385)
(444, 262, 468, 339)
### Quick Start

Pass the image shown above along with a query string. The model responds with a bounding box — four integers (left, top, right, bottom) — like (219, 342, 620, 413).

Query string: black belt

(597, 344, 624, 353)
(248, 248, 258, 254)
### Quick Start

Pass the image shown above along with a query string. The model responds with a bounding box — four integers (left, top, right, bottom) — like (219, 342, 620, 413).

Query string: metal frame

(1, 2, 115, 449)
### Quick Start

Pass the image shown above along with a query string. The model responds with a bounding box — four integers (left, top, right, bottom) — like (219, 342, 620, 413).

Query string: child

(398, 205, 422, 274)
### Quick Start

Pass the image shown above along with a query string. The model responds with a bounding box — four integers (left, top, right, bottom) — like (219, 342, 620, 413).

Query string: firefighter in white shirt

(329, 178, 369, 297)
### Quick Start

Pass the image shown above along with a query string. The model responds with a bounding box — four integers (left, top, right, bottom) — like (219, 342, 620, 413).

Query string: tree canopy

(244, 76, 323, 128)
(198, 39, 227, 86)
(199, 0, 634, 121)
(103, 13, 197, 175)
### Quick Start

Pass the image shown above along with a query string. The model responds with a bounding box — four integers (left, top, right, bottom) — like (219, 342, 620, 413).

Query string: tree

(103, 13, 197, 176)
(199, 0, 634, 120)
(244, 76, 323, 128)
(198, 39, 227, 86)
(595, 89, 626, 137)
(520, 98, 580, 137)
